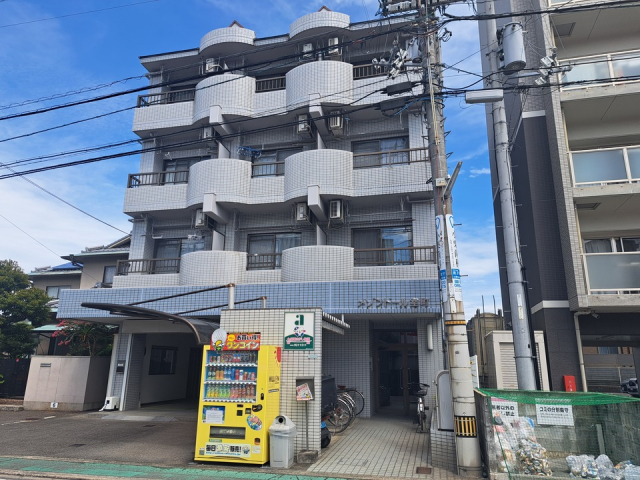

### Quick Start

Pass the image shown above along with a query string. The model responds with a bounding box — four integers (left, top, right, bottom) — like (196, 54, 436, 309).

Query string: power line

(0, 0, 162, 29)
(0, 212, 61, 258)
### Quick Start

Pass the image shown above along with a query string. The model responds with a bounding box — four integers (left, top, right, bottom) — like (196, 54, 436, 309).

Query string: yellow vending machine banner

(194, 340, 282, 465)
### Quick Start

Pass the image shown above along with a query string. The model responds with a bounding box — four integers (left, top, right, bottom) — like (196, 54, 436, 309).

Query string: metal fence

(127, 171, 190, 187)
(116, 258, 181, 275)
(137, 88, 196, 107)
(354, 246, 436, 267)
(353, 147, 428, 169)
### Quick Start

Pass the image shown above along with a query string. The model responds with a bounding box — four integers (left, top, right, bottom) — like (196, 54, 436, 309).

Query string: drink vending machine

(194, 331, 281, 464)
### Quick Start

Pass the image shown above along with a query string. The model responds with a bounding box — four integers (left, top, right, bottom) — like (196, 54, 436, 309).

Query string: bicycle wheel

(326, 400, 351, 434)
(346, 388, 365, 416)
(338, 393, 356, 425)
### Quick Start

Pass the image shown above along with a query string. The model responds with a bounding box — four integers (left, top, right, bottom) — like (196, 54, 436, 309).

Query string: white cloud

(469, 167, 491, 177)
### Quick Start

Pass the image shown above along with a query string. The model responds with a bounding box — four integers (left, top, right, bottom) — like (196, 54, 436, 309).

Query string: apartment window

(102, 266, 116, 285)
(247, 233, 301, 269)
(597, 346, 620, 355)
(353, 226, 413, 266)
(46, 285, 71, 299)
(155, 238, 205, 258)
(583, 237, 640, 253)
(163, 157, 203, 183)
(149, 346, 177, 375)
(252, 148, 302, 177)
(352, 137, 409, 168)
(616, 237, 640, 252)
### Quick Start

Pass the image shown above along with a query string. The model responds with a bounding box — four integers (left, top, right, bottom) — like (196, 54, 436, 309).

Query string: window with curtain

(252, 148, 302, 177)
(247, 233, 301, 269)
(352, 137, 409, 168)
(163, 157, 203, 183)
(353, 227, 412, 266)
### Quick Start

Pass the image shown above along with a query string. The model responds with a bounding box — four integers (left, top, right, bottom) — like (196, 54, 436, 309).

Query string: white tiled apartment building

(478, 0, 640, 391)
(58, 8, 446, 428)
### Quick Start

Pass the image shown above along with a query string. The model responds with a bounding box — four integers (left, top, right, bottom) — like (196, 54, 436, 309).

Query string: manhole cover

(416, 467, 432, 474)
(69, 444, 85, 448)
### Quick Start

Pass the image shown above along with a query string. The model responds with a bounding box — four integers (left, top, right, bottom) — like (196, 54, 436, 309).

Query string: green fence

(475, 389, 640, 480)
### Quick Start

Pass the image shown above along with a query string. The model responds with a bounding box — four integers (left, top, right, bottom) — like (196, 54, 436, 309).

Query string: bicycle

(414, 382, 430, 432)
(325, 394, 354, 434)
(337, 385, 365, 416)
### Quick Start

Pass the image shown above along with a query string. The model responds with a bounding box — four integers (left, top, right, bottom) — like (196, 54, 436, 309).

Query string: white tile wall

(193, 74, 255, 122)
(289, 11, 350, 38)
(200, 26, 256, 53)
(282, 246, 354, 282)
(284, 150, 354, 201)
(179, 250, 246, 285)
(286, 61, 353, 110)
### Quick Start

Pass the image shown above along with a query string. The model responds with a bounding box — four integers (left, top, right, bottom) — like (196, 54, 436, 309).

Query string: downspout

(574, 311, 590, 392)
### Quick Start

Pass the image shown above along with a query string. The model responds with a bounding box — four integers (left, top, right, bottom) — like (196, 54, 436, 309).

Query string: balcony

(353, 147, 428, 169)
(571, 145, 640, 186)
(116, 258, 181, 275)
(561, 49, 640, 90)
(127, 171, 190, 188)
(255, 77, 286, 93)
(136, 89, 196, 107)
(247, 253, 281, 270)
(354, 246, 436, 267)
(583, 252, 640, 294)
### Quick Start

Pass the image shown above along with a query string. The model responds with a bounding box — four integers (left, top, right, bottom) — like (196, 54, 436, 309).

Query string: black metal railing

(353, 64, 406, 80)
(127, 171, 190, 187)
(247, 253, 282, 270)
(136, 88, 196, 107)
(353, 147, 428, 169)
(354, 246, 436, 267)
(256, 76, 286, 92)
(116, 258, 181, 275)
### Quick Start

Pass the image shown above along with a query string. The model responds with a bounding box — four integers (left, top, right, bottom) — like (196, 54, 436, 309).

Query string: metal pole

(480, 0, 537, 390)
(421, 14, 482, 476)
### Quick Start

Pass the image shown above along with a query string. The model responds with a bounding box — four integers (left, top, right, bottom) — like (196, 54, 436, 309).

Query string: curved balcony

(187, 158, 252, 207)
(200, 26, 256, 56)
(284, 149, 353, 201)
(281, 246, 354, 282)
(179, 251, 246, 286)
(193, 74, 255, 122)
(289, 10, 350, 38)
(286, 61, 353, 109)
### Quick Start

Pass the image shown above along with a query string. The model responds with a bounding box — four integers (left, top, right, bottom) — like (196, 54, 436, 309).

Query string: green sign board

(283, 312, 314, 350)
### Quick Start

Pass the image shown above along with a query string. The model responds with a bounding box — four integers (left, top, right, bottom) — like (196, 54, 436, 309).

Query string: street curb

(0, 405, 24, 411)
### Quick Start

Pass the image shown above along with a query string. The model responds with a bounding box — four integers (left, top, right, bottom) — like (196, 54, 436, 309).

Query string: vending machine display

(194, 332, 281, 464)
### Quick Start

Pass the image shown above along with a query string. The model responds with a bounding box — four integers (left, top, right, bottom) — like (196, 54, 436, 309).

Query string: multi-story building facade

(478, 0, 640, 390)
(58, 8, 446, 417)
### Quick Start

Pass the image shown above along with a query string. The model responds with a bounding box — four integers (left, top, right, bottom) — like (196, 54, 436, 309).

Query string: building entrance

(374, 330, 419, 415)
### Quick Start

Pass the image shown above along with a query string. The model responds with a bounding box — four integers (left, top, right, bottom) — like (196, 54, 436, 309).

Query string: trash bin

(269, 415, 296, 468)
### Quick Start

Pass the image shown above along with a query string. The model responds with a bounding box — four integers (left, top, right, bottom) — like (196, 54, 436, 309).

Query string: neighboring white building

(477, 0, 640, 390)
(58, 8, 444, 418)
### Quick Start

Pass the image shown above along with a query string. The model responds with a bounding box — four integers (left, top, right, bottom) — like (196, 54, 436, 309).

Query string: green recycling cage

(475, 389, 640, 480)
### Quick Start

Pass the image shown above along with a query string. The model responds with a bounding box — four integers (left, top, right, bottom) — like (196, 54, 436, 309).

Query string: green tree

(0, 260, 51, 359)
(52, 321, 114, 356)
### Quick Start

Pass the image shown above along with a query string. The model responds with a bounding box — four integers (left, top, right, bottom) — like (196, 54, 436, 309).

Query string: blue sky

(0, 0, 501, 316)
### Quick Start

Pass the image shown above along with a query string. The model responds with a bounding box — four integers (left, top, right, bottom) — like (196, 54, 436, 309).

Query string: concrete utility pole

(419, 3, 482, 475)
(479, 0, 538, 390)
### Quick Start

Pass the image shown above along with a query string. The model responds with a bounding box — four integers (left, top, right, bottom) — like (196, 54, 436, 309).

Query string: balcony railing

(570, 145, 640, 186)
(127, 171, 190, 188)
(353, 147, 428, 169)
(247, 253, 282, 270)
(354, 246, 436, 267)
(560, 49, 640, 89)
(256, 76, 286, 92)
(583, 252, 640, 294)
(137, 88, 196, 107)
(116, 258, 181, 275)
(252, 161, 284, 177)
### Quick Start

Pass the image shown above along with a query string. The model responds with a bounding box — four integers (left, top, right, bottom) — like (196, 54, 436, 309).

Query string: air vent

(552, 22, 575, 38)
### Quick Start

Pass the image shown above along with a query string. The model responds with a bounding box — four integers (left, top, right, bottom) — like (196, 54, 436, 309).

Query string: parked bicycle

(414, 382, 430, 432)
(325, 385, 365, 434)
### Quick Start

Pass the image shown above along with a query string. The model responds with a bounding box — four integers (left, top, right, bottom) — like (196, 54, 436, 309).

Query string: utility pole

(478, 0, 538, 390)
(419, 1, 482, 475)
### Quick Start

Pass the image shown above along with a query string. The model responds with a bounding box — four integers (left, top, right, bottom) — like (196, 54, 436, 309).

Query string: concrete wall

(24, 356, 110, 411)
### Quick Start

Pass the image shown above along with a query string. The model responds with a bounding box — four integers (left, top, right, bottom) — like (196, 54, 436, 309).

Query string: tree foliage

(52, 320, 114, 356)
(0, 260, 51, 359)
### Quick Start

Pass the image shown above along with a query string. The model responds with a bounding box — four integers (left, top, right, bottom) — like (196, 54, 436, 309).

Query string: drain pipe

(574, 311, 590, 392)
(228, 284, 235, 310)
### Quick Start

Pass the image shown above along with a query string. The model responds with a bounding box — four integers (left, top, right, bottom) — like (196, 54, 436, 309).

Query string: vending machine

(194, 331, 282, 464)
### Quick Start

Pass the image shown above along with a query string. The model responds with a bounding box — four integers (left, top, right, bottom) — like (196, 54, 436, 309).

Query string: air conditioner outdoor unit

(329, 200, 343, 220)
(327, 37, 341, 56)
(297, 114, 313, 137)
(296, 203, 309, 221)
(302, 43, 314, 59)
(202, 126, 214, 139)
(205, 58, 222, 73)
(103, 396, 120, 411)
(195, 209, 206, 227)
(328, 112, 343, 131)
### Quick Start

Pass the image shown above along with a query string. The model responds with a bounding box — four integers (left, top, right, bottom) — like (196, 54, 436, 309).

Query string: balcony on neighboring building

(571, 145, 640, 187)
(353, 146, 428, 169)
(583, 251, 640, 295)
(136, 89, 196, 107)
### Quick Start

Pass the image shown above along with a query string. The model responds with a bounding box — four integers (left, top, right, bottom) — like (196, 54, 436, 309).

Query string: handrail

(116, 258, 181, 275)
(354, 246, 436, 266)
(127, 170, 190, 187)
(353, 147, 428, 168)
(137, 88, 196, 107)
(247, 253, 282, 270)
